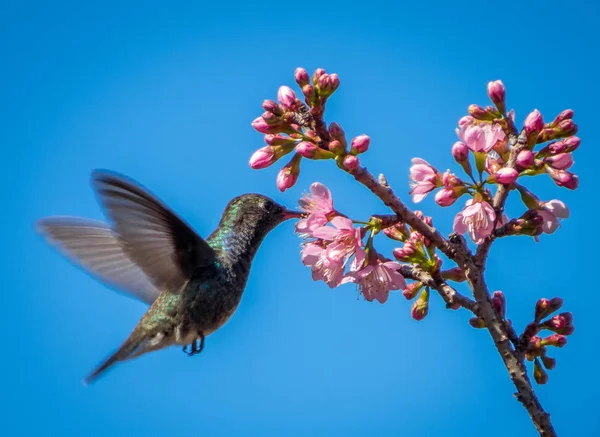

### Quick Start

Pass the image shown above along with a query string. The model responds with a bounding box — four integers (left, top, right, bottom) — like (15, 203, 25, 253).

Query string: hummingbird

(37, 169, 301, 385)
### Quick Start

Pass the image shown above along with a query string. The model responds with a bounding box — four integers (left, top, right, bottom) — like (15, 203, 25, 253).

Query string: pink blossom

(409, 158, 441, 202)
(342, 252, 406, 304)
(301, 242, 345, 288)
(296, 182, 336, 234)
(463, 123, 506, 153)
(277, 86, 297, 110)
(312, 217, 362, 263)
(453, 198, 497, 244)
(537, 199, 569, 234)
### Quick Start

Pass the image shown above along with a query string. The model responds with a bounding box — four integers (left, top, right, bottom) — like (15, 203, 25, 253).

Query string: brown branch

(400, 265, 479, 314)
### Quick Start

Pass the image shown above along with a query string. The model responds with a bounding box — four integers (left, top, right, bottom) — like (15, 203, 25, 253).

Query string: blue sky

(2, 1, 598, 435)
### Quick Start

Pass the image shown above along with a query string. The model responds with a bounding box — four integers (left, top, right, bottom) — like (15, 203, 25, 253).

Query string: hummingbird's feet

(182, 333, 205, 357)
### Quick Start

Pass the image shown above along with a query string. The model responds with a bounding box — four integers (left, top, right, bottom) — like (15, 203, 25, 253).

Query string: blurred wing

(91, 169, 216, 293)
(36, 217, 160, 305)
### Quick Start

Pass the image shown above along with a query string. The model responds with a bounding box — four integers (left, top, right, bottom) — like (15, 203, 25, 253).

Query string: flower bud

(533, 359, 548, 384)
(383, 223, 409, 242)
(469, 317, 486, 329)
(302, 84, 316, 101)
(524, 109, 544, 135)
(492, 291, 506, 319)
(540, 355, 556, 370)
(328, 139, 345, 155)
(550, 109, 574, 127)
(295, 141, 334, 160)
(251, 116, 277, 134)
(265, 134, 297, 146)
(523, 322, 540, 339)
(393, 243, 417, 262)
(328, 122, 346, 143)
(402, 282, 423, 300)
(542, 312, 574, 335)
(277, 86, 297, 110)
(452, 141, 469, 162)
(434, 187, 458, 207)
(350, 135, 370, 154)
(312, 68, 326, 85)
(468, 104, 498, 121)
(556, 119, 578, 137)
(487, 80, 506, 113)
(343, 154, 360, 170)
(441, 267, 466, 282)
(546, 167, 579, 190)
(276, 154, 301, 192)
(411, 289, 429, 321)
(493, 167, 519, 184)
(541, 334, 567, 348)
(544, 153, 573, 170)
(516, 150, 535, 169)
(294, 67, 310, 87)
(534, 297, 563, 322)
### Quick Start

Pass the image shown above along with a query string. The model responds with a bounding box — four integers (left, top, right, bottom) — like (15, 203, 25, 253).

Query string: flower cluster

(249, 68, 370, 191)
(297, 183, 405, 304)
(408, 80, 578, 244)
(523, 298, 574, 384)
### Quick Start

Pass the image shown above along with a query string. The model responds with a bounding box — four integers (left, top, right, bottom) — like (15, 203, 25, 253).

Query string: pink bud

(547, 167, 579, 190)
(329, 74, 340, 91)
(302, 84, 315, 100)
(328, 140, 345, 155)
(265, 134, 296, 146)
(434, 188, 458, 207)
(516, 150, 535, 169)
(251, 116, 275, 134)
(393, 243, 416, 261)
(524, 109, 544, 134)
(276, 156, 300, 192)
(402, 282, 422, 300)
(328, 122, 345, 141)
(494, 167, 519, 184)
(295, 141, 318, 158)
(262, 99, 282, 115)
(294, 67, 310, 87)
(542, 334, 568, 348)
(468, 104, 496, 121)
(350, 135, 370, 154)
(452, 141, 469, 163)
(551, 109, 574, 127)
(312, 68, 326, 85)
(277, 86, 297, 110)
(535, 297, 563, 322)
(249, 146, 276, 169)
(557, 119, 578, 136)
(487, 80, 506, 112)
(411, 289, 429, 321)
(492, 291, 506, 319)
(469, 317, 486, 329)
(343, 154, 360, 170)
(544, 153, 574, 170)
(533, 359, 548, 384)
(562, 136, 580, 153)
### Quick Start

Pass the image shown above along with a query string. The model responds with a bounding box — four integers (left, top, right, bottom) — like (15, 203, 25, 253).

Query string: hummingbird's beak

(282, 209, 303, 220)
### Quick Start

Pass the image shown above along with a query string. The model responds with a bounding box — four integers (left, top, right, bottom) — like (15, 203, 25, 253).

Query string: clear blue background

(2, 1, 597, 436)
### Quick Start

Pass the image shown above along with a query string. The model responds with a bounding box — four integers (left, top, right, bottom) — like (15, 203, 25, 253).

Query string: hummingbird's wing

(91, 170, 216, 293)
(36, 217, 161, 305)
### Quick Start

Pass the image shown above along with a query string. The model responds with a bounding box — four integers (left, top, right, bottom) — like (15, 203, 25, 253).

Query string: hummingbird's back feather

(36, 217, 161, 305)
(91, 170, 217, 293)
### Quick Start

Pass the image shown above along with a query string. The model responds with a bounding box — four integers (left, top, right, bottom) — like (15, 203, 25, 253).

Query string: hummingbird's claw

(183, 333, 205, 357)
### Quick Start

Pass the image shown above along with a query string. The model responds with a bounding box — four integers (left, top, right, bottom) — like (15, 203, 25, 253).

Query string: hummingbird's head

(221, 194, 302, 235)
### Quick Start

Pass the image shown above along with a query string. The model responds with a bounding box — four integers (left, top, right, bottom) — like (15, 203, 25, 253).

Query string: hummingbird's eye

(262, 200, 279, 214)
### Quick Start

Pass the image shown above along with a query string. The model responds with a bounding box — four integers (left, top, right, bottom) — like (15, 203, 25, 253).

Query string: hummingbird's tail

(83, 336, 144, 386)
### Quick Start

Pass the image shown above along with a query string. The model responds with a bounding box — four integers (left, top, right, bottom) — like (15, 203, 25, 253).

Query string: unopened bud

(533, 359, 548, 384)
(516, 150, 535, 169)
(265, 134, 297, 146)
(383, 223, 409, 242)
(492, 167, 519, 184)
(294, 67, 310, 87)
(556, 119, 578, 137)
(328, 139, 345, 155)
(441, 267, 466, 282)
(468, 104, 498, 121)
(452, 141, 469, 162)
(276, 154, 301, 192)
(550, 109, 574, 127)
(262, 99, 283, 115)
(295, 141, 334, 160)
(524, 109, 544, 135)
(411, 288, 429, 321)
(343, 154, 360, 170)
(487, 80, 506, 113)
(491, 291, 506, 319)
(535, 297, 563, 322)
(350, 135, 370, 154)
(546, 167, 579, 190)
(541, 334, 567, 348)
(277, 86, 297, 110)
(469, 317, 486, 329)
(402, 282, 423, 300)
(328, 122, 346, 143)
(540, 355, 556, 370)
(302, 84, 316, 101)
(312, 68, 326, 85)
